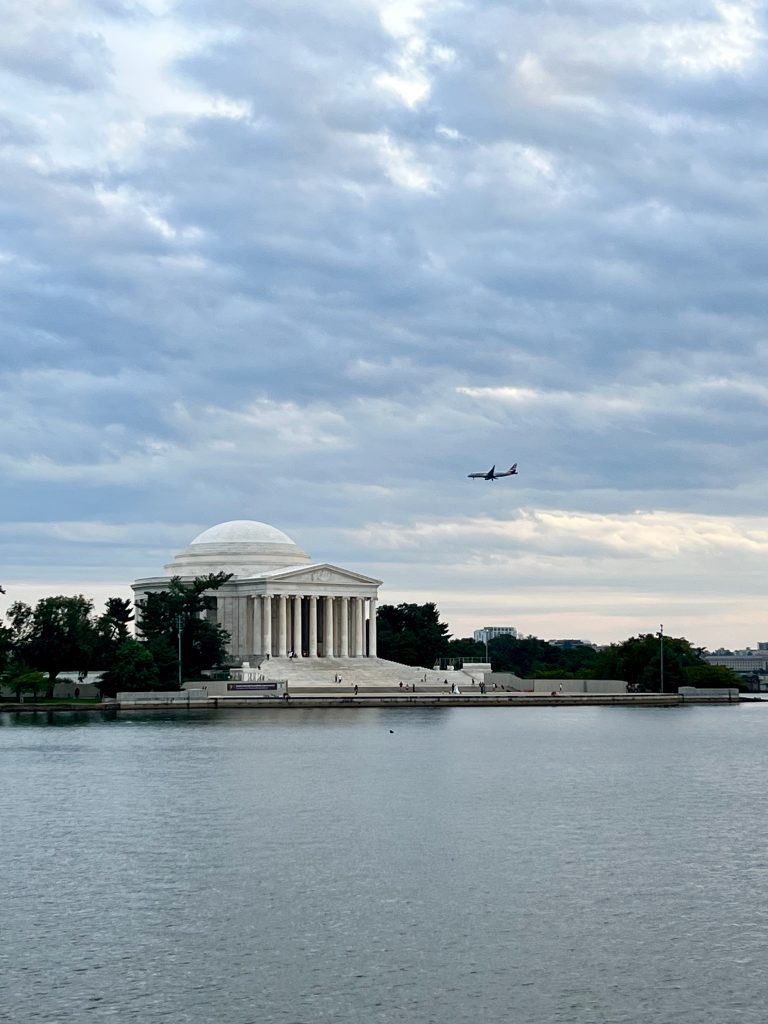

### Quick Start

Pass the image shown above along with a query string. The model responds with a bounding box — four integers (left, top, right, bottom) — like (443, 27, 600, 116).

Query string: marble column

(308, 595, 318, 657)
(262, 595, 272, 658)
(340, 596, 349, 657)
(238, 599, 248, 659)
(277, 595, 288, 657)
(368, 596, 377, 658)
(245, 597, 254, 656)
(221, 597, 234, 642)
(354, 596, 364, 657)
(324, 595, 334, 658)
(292, 596, 302, 657)
(348, 597, 356, 657)
(252, 597, 262, 657)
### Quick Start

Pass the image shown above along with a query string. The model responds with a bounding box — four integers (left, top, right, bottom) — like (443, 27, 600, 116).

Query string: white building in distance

(132, 520, 382, 663)
(473, 626, 518, 644)
(704, 652, 768, 674)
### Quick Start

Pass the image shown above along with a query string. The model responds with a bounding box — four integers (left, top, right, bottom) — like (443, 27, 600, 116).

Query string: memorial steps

(260, 656, 481, 692)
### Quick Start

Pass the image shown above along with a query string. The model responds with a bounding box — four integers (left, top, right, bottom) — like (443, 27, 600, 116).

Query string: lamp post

(659, 623, 664, 694)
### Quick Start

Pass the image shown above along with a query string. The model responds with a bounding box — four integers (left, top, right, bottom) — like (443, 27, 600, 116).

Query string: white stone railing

(229, 661, 266, 682)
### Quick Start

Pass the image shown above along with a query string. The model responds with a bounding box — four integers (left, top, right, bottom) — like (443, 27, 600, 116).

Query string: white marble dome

(165, 519, 312, 578)
(191, 520, 296, 547)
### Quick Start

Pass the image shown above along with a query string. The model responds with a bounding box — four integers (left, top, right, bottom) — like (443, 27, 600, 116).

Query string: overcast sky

(2, 0, 768, 649)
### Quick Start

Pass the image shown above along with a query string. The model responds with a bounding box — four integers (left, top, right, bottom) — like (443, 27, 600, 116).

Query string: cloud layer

(2, 0, 768, 647)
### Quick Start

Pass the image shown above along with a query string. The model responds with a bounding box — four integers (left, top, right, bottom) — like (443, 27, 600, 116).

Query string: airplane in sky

(468, 463, 518, 481)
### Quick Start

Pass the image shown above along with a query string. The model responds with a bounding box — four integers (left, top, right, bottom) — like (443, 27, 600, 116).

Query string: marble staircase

(258, 656, 481, 692)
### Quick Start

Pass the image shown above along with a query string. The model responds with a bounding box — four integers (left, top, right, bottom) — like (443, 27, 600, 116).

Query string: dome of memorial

(191, 520, 296, 546)
(165, 519, 312, 578)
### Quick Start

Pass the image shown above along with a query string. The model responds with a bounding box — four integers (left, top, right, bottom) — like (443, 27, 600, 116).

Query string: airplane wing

(488, 463, 518, 478)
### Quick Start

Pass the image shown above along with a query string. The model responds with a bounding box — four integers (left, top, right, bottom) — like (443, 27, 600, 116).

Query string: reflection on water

(1, 709, 120, 728)
(2, 705, 768, 1023)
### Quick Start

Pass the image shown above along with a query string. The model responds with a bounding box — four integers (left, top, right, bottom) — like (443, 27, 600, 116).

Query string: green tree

(7, 596, 96, 697)
(685, 664, 745, 691)
(98, 639, 160, 698)
(737, 671, 761, 693)
(5, 670, 47, 702)
(0, 585, 10, 675)
(93, 597, 135, 666)
(593, 633, 704, 692)
(482, 634, 600, 678)
(444, 637, 486, 660)
(135, 574, 232, 685)
(0, 616, 12, 679)
(376, 602, 451, 667)
(488, 634, 556, 676)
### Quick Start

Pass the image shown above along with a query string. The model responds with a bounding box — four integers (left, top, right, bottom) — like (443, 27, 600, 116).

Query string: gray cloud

(2, 0, 768, 645)
(0, 1, 113, 91)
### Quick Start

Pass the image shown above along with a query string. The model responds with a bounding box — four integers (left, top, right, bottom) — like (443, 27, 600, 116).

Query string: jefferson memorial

(132, 520, 382, 663)
(130, 519, 626, 696)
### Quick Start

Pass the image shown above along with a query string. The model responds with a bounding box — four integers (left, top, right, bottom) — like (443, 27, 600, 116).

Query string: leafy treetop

(376, 602, 450, 668)
(135, 573, 232, 684)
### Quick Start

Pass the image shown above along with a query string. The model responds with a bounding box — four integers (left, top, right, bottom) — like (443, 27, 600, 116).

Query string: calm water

(2, 705, 768, 1023)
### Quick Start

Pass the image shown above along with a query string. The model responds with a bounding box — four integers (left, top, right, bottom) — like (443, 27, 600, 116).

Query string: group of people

(439, 678, 490, 695)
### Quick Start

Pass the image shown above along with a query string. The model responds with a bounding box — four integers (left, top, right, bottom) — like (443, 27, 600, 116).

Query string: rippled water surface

(3, 705, 768, 1023)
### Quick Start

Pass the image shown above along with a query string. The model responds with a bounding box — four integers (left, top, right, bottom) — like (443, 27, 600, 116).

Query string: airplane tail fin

(509, 463, 517, 473)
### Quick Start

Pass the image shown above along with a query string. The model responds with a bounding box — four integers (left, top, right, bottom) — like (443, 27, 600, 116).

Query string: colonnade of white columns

(252, 594, 377, 659)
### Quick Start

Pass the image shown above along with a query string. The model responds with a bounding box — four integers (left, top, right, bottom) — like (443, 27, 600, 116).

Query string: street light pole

(659, 623, 664, 694)
(177, 612, 184, 690)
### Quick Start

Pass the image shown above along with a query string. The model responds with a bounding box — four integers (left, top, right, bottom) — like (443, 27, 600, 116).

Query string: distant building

(704, 652, 768, 673)
(473, 626, 518, 644)
(548, 639, 595, 650)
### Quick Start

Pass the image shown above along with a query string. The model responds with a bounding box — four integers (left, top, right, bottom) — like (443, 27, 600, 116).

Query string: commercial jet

(467, 463, 518, 481)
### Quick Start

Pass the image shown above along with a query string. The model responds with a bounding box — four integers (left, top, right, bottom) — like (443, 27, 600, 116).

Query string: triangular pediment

(256, 562, 382, 587)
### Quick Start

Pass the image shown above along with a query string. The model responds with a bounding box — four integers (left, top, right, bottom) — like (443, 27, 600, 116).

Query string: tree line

(0, 575, 232, 700)
(0, 586, 743, 699)
(376, 602, 744, 691)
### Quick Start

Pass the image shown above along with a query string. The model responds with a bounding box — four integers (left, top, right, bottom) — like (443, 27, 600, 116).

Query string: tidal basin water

(3, 705, 768, 1024)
